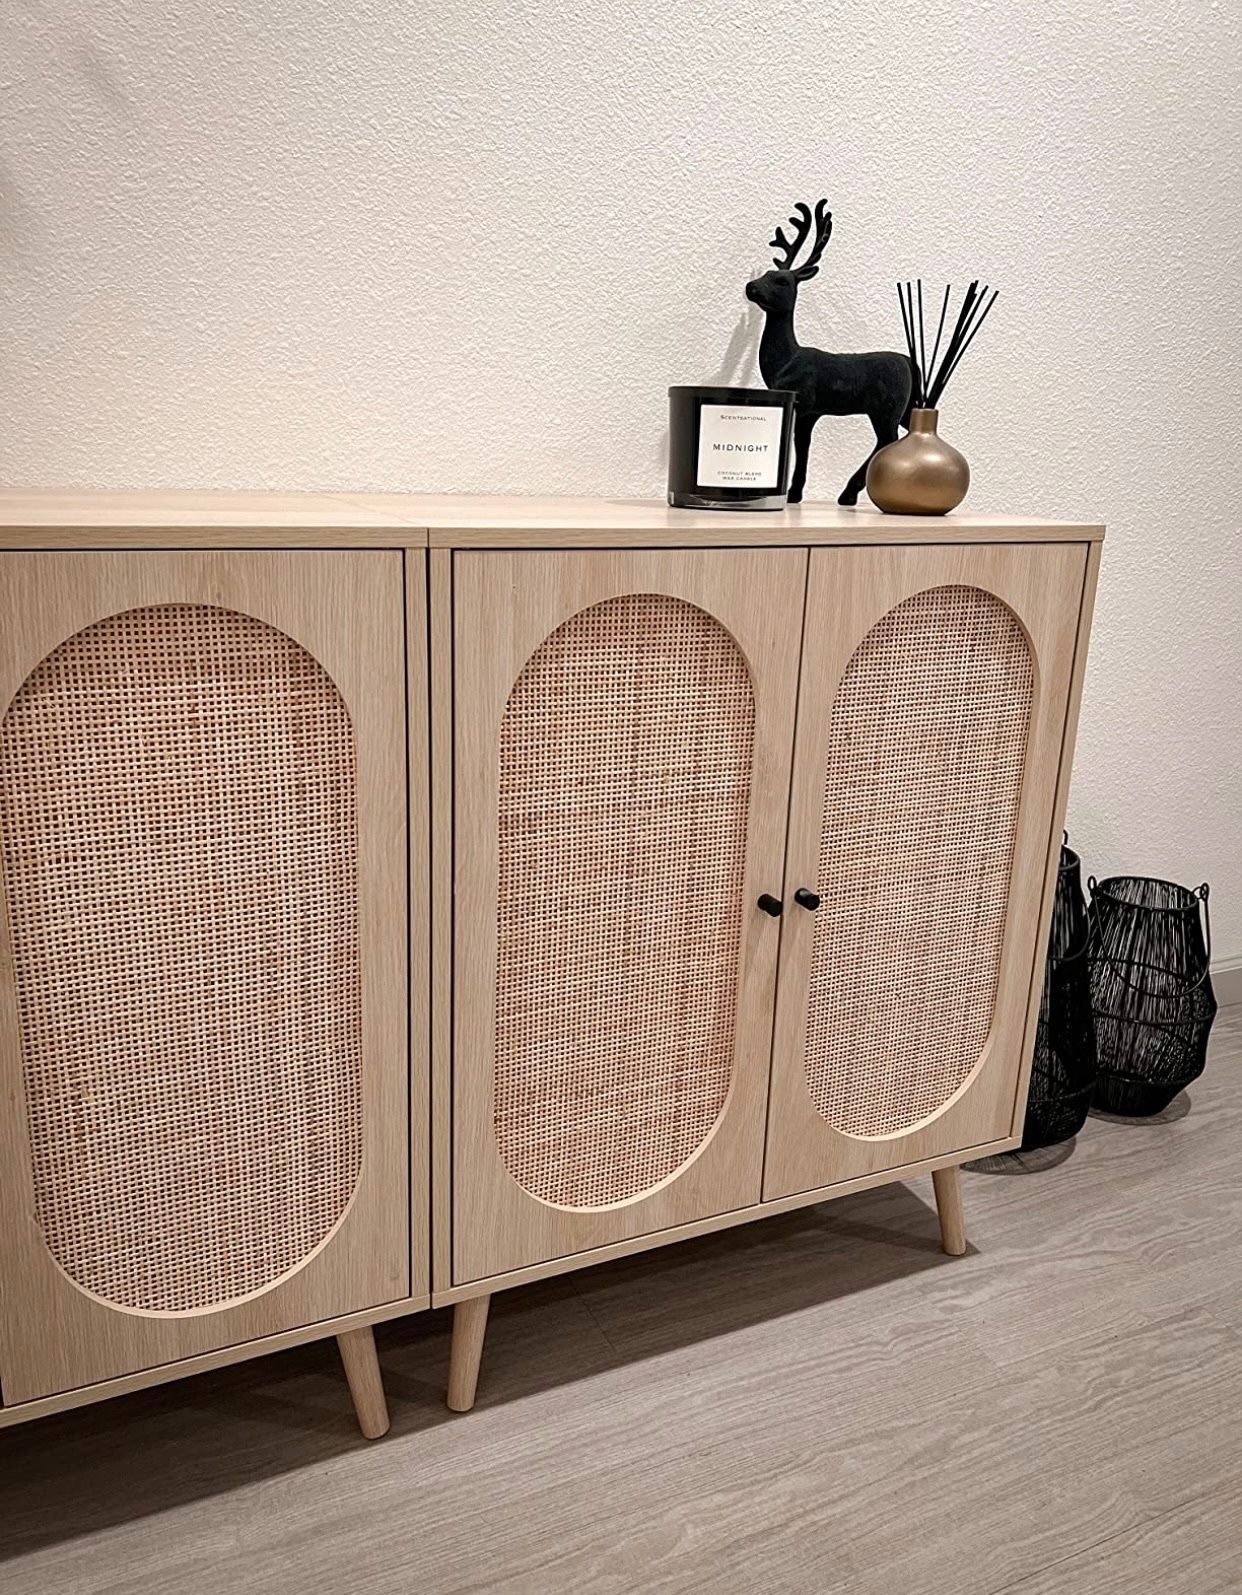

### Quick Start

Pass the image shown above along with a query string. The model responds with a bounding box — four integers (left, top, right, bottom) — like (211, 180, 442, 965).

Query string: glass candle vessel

(667, 386, 795, 510)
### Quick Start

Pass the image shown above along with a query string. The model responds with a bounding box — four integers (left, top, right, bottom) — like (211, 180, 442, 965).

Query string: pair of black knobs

(757, 889, 819, 917)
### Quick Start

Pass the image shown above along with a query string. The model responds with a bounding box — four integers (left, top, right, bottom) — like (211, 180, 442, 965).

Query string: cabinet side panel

(406, 551, 431, 1298)
(1009, 539, 1103, 1129)
(428, 548, 454, 1293)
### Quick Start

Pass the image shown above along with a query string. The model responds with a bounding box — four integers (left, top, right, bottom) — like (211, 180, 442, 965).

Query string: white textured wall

(2, 1, 1240, 964)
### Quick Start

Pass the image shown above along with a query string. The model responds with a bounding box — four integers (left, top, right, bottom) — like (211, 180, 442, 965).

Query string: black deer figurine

(746, 200, 913, 505)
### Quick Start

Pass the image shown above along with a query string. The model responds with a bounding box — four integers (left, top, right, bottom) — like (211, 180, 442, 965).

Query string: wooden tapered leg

(336, 1326, 390, 1439)
(447, 1295, 491, 1413)
(932, 1165, 968, 1256)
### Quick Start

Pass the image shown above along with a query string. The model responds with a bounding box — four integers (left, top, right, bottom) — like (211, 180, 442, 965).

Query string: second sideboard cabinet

(0, 497, 1101, 1436)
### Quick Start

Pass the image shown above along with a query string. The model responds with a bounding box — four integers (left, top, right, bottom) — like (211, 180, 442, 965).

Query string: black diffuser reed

(897, 280, 999, 409)
(866, 278, 999, 514)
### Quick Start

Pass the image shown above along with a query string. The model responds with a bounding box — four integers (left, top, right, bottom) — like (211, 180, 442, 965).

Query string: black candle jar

(667, 386, 795, 510)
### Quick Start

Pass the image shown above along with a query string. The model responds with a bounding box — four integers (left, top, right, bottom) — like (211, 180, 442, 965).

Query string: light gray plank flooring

(2, 1010, 1239, 1594)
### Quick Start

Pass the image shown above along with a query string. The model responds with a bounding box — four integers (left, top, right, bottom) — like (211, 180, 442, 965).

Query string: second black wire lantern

(1021, 839, 1097, 1150)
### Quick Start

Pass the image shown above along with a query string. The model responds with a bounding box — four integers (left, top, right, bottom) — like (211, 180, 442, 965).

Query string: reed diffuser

(866, 279, 998, 515)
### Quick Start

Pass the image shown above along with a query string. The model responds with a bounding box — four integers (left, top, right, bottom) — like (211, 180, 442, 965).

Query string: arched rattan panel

(494, 593, 754, 1208)
(804, 585, 1034, 1138)
(0, 605, 362, 1312)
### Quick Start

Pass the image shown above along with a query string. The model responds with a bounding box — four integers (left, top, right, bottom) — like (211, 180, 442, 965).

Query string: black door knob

(757, 893, 784, 918)
(794, 887, 821, 911)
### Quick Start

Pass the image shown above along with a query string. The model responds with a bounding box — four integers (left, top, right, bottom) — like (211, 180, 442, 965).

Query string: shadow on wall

(708, 306, 763, 388)
(653, 304, 765, 485)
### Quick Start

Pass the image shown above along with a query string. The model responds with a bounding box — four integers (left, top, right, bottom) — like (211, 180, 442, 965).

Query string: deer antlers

(769, 199, 833, 277)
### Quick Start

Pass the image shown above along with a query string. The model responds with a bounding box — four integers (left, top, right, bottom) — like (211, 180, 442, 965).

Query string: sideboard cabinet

(0, 494, 1102, 1435)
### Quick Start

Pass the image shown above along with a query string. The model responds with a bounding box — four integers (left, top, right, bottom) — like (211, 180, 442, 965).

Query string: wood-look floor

(3, 1010, 1239, 1594)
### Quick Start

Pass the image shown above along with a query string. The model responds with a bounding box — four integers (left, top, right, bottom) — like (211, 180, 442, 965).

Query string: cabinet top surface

(0, 491, 1104, 548)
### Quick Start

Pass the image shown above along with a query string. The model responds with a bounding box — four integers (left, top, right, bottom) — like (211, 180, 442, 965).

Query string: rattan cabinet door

(0, 552, 413, 1404)
(453, 549, 804, 1284)
(763, 542, 1090, 1201)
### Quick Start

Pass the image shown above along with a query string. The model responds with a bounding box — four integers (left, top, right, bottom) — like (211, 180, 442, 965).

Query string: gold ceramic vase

(866, 408, 969, 515)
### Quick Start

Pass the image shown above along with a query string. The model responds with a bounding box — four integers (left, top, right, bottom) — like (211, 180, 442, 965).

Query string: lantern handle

(1057, 919, 1093, 963)
(1050, 838, 1091, 961)
(1055, 871, 1093, 964)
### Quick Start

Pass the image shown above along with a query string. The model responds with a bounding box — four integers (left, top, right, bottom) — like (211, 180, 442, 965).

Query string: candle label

(696, 404, 783, 489)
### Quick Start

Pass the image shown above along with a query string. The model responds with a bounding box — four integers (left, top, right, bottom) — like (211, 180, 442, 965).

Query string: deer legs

(789, 409, 902, 507)
(839, 414, 900, 507)
(787, 411, 819, 504)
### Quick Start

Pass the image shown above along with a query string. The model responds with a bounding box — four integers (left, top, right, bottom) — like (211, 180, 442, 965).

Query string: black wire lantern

(1021, 839, 1097, 1150)
(1088, 876, 1217, 1117)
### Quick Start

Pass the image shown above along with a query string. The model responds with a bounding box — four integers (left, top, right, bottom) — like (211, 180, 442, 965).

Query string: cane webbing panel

(804, 585, 1033, 1138)
(0, 605, 362, 1312)
(495, 594, 754, 1209)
